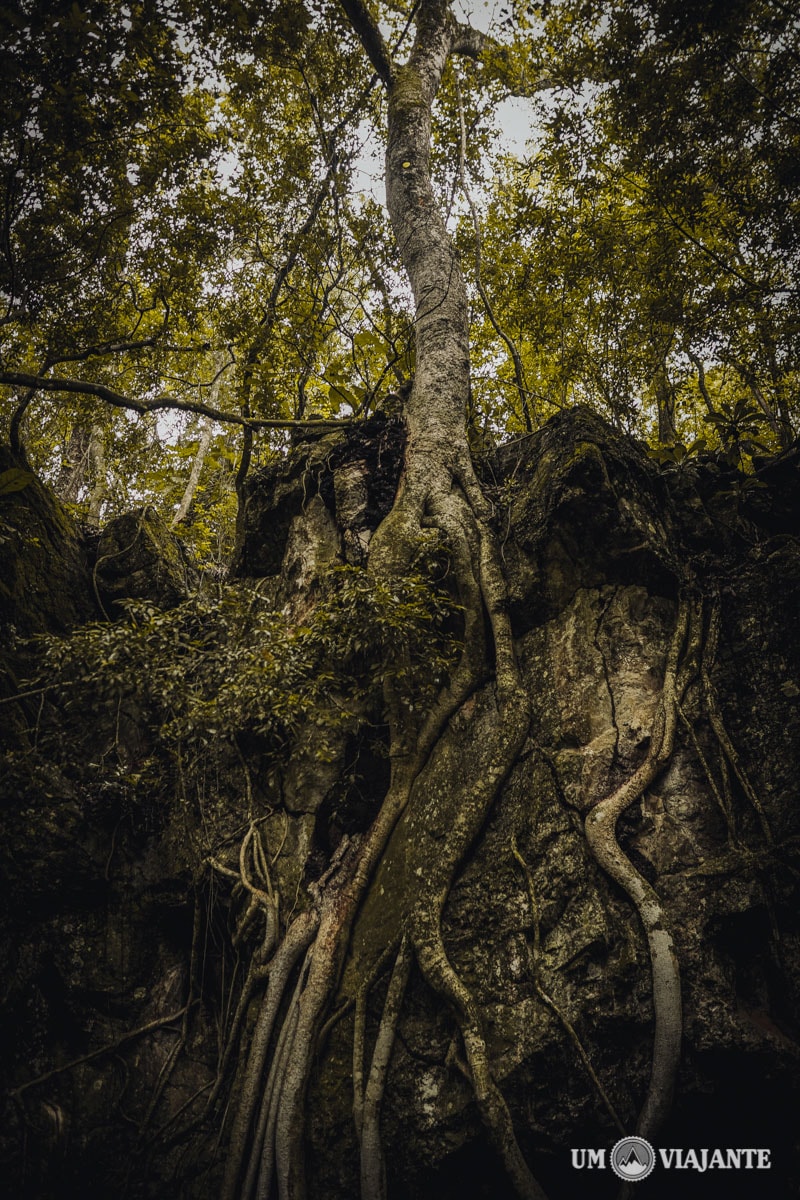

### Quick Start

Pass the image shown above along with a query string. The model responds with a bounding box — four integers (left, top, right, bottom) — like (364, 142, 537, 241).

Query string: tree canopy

(1, 0, 797, 566)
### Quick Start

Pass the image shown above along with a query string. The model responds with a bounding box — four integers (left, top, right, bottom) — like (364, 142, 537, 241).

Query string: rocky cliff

(1, 410, 798, 1199)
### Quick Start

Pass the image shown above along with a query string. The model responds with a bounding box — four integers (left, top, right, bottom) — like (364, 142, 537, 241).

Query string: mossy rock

(94, 506, 196, 612)
(0, 445, 96, 641)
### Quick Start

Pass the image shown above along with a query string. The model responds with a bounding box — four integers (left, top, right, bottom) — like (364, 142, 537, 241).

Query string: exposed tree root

(510, 834, 625, 1136)
(220, 907, 319, 1200)
(359, 936, 413, 1200)
(249, 948, 310, 1200)
(584, 595, 700, 1141)
(182, 504, 770, 1200)
(408, 684, 547, 1200)
(9, 1006, 190, 1099)
(203, 954, 270, 1118)
(207, 435, 551, 1200)
(377, 434, 551, 1200)
(352, 938, 402, 1150)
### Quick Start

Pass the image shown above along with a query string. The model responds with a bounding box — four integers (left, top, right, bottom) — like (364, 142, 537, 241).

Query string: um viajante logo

(609, 1137, 656, 1181)
(571, 1139, 772, 1178)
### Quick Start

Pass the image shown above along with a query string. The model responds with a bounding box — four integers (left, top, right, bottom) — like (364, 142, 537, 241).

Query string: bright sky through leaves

(352, 0, 536, 201)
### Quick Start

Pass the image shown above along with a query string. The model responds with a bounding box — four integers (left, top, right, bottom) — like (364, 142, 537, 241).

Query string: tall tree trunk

(341, 1, 488, 533)
(654, 361, 677, 445)
(55, 423, 91, 504)
(171, 356, 229, 529)
(170, 418, 213, 528)
(332, 6, 546, 1198)
(86, 422, 108, 526)
(385, 28, 471, 452)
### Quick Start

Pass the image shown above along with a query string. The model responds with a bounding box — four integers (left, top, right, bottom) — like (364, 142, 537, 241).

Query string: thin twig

(10, 1007, 189, 1097)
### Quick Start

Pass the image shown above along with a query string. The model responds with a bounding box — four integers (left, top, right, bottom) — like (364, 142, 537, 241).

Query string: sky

(455, 0, 538, 155)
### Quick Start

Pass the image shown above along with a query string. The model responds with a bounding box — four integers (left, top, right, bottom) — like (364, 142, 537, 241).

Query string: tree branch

(685, 348, 718, 417)
(339, 0, 394, 86)
(452, 23, 556, 93)
(0, 372, 352, 431)
(49, 333, 168, 367)
(9, 386, 35, 461)
(452, 22, 489, 58)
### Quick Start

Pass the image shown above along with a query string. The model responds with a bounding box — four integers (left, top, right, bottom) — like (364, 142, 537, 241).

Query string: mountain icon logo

(610, 1136, 657, 1181)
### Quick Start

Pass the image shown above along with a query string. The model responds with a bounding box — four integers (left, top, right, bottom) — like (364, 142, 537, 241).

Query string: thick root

(584, 596, 698, 1140)
(359, 936, 413, 1200)
(408, 687, 548, 1200)
(250, 951, 309, 1200)
(220, 908, 319, 1200)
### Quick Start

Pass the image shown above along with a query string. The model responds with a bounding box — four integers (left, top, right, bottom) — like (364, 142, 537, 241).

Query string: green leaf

(327, 383, 360, 408)
(0, 468, 35, 496)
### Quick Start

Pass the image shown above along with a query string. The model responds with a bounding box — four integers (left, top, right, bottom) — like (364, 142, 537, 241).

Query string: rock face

(0, 467, 204, 1200)
(0, 446, 99, 759)
(1, 411, 799, 1199)
(231, 412, 406, 584)
(94, 506, 197, 613)
(307, 410, 800, 1199)
(0, 446, 97, 644)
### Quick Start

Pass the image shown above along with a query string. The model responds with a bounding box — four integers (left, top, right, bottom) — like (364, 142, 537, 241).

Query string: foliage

(0, 0, 404, 532)
(34, 567, 462, 763)
(0, 467, 34, 495)
(647, 436, 708, 470)
(0, 0, 797, 540)
(461, 0, 798, 447)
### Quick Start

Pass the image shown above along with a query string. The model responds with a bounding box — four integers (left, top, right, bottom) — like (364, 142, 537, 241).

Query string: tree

(472, 0, 800, 449)
(0, 0, 385, 547)
(1, 3, 799, 1200)
(217, 6, 552, 1195)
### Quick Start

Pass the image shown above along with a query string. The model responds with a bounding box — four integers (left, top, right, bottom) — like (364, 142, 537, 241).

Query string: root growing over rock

(584, 594, 701, 1142)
